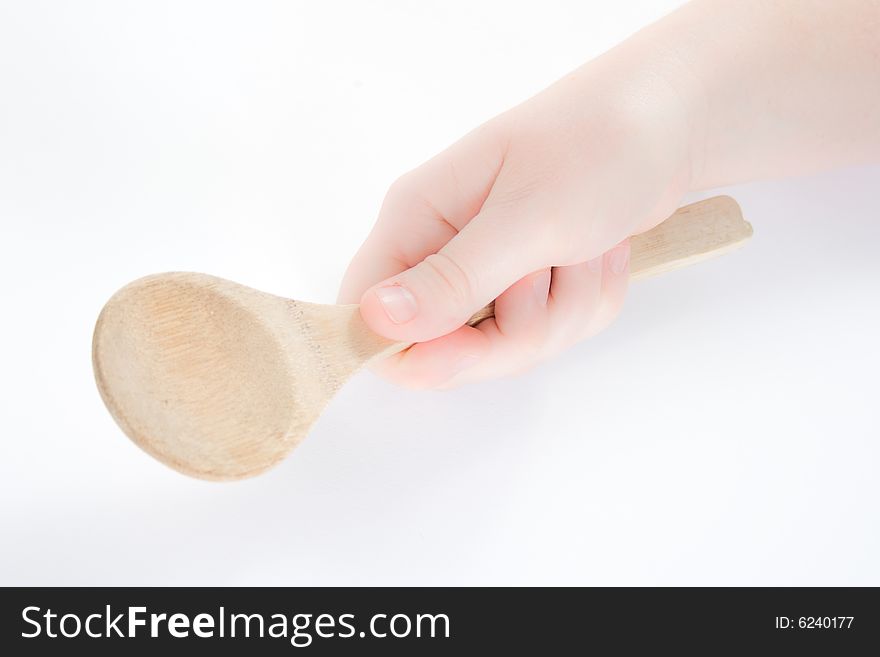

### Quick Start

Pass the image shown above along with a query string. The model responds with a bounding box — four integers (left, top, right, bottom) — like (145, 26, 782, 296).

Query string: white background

(1, 0, 878, 585)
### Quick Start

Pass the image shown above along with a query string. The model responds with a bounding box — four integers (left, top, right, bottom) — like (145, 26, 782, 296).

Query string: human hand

(338, 0, 880, 390)
(338, 58, 697, 389)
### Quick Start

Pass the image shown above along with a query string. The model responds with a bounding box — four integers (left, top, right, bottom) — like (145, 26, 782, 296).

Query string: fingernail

(586, 255, 604, 273)
(608, 242, 630, 275)
(532, 269, 551, 305)
(453, 353, 481, 374)
(374, 284, 418, 324)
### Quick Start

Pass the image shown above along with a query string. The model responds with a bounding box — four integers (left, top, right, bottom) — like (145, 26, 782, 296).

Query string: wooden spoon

(93, 195, 751, 480)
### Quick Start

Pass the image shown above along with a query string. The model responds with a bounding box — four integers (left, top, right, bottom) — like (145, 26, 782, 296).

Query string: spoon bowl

(93, 273, 399, 479)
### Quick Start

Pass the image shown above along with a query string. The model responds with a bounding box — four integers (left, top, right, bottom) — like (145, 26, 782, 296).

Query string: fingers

(448, 269, 555, 383)
(370, 326, 491, 390)
(358, 209, 548, 343)
(494, 268, 552, 340)
(545, 257, 604, 348)
(588, 241, 630, 338)
(382, 242, 631, 389)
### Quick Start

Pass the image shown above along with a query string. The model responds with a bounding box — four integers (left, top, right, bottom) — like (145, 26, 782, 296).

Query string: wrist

(565, 42, 706, 220)
(598, 33, 709, 194)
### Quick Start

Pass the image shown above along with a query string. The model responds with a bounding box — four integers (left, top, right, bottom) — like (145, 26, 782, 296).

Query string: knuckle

(419, 252, 478, 310)
(385, 172, 419, 202)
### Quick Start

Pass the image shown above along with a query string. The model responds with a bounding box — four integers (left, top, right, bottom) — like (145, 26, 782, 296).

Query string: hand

(338, 59, 695, 389)
(338, 0, 880, 390)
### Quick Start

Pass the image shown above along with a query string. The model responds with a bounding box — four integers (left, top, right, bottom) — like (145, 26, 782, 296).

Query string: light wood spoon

(93, 195, 752, 481)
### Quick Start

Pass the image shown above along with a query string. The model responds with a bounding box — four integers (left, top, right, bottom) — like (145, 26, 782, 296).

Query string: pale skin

(338, 0, 880, 389)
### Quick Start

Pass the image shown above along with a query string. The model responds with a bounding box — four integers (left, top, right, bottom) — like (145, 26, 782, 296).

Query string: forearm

(604, 0, 880, 190)
(672, 0, 880, 188)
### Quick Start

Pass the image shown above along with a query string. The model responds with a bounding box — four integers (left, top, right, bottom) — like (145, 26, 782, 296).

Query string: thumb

(359, 210, 543, 343)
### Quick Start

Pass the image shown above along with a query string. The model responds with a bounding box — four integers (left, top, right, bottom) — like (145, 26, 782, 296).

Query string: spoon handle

(465, 195, 751, 327)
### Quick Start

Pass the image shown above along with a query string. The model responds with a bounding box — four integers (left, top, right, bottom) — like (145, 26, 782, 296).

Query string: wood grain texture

(93, 195, 751, 480)
(93, 278, 402, 480)
(630, 195, 751, 280)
